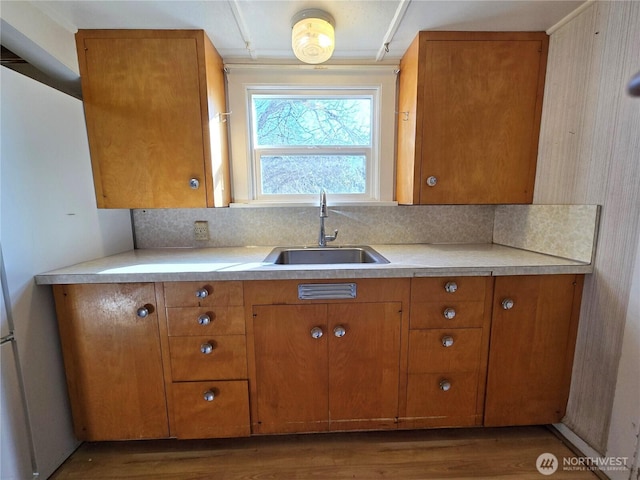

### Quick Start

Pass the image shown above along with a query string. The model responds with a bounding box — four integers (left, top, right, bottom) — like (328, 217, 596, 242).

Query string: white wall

(0, 0, 79, 81)
(534, 0, 640, 471)
(0, 67, 133, 478)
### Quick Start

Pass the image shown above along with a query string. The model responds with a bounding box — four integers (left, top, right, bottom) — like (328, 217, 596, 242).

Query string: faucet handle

(325, 230, 339, 243)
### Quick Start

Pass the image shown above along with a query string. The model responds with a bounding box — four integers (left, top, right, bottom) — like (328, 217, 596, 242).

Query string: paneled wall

(535, 0, 640, 454)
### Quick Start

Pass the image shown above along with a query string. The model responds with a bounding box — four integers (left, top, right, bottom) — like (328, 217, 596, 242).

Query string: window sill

(229, 201, 399, 208)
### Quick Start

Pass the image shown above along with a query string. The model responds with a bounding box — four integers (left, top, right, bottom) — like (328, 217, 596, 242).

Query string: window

(226, 65, 397, 205)
(251, 92, 374, 201)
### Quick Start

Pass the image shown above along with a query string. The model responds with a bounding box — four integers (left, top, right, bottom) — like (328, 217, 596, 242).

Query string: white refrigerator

(0, 66, 134, 478)
(1, 245, 36, 480)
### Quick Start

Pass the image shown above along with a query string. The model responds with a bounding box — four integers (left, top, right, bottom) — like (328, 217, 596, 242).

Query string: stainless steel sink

(264, 246, 389, 265)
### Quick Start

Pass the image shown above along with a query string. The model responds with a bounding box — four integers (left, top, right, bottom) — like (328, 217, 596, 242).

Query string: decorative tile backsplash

(132, 204, 600, 265)
(493, 204, 600, 263)
(132, 205, 496, 248)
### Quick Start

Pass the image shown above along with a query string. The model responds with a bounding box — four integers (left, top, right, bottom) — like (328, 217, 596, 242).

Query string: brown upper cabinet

(75, 30, 230, 208)
(396, 32, 549, 204)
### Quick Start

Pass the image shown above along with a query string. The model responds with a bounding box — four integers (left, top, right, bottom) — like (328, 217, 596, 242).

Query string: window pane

(253, 96, 371, 147)
(260, 155, 366, 194)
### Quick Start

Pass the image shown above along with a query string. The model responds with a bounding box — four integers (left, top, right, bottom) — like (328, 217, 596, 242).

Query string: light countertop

(34, 243, 592, 284)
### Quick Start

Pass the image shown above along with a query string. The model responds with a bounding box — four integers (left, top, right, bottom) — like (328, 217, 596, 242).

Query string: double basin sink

(264, 246, 389, 265)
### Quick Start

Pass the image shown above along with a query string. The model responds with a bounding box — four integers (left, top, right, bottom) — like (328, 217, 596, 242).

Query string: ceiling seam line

(376, 0, 412, 62)
(228, 0, 257, 60)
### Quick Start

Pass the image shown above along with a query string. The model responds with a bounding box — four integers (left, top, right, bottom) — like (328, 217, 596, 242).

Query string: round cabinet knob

(441, 335, 454, 348)
(439, 380, 452, 391)
(502, 298, 515, 310)
(203, 390, 215, 402)
(195, 288, 209, 299)
(443, 308, 456, 320)
(426, 176, 438, 187)
(189, 178, 200, 190)
(200, 343, 214, 354)
(444, 281, 458, 293)
(310, 327, 324, 339)
(333, 326, 346, 338)
(136, 306, 149, 318)
(198, 314, 211, 326)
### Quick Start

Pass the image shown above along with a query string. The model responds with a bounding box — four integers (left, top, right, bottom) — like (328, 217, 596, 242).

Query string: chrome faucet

(318, 190, 338, 247)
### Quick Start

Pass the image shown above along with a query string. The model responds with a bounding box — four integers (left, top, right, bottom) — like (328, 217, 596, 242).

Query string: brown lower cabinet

(400, 276, 494, 428)
(52, 275, 583, 441)
(245, 279, 409, 434)
(53, 283, 169, 441)
(250, 302, 402, 434)
(484, 274, 584, 426)
(159, 281, 249, 439)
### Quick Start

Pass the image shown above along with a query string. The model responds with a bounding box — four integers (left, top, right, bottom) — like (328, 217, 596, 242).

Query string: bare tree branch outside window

(251, 95, 372, 195)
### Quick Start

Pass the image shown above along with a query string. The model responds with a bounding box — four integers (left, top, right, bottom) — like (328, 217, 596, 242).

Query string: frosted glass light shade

(291, 9, 335, 64)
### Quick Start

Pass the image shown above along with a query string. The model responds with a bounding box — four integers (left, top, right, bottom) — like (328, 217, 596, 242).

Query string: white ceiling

(32, 0, 585, 63)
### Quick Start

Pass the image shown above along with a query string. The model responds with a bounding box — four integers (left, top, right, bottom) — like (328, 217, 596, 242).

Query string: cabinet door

(328, 303, 401, 430)
(53, 283, 169, 440)
(418, 33, 547, 204)
(76, 30, 230, 208)
(252, 304, 329, 434)
(78, 35, 206, 208)
(484, 275, 583, 426)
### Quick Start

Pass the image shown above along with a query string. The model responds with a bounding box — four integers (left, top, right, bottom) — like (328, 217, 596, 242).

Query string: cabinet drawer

(411, 277, 487, 302)
(408, 329, 482, 373)
(166, 307, 245, 336)
(169, 336, 247, 381)
(411, 301, 485, 329)
(164, 281, 243, 307)
(172, 380, 250, 438)
(406, 372, 478, 417)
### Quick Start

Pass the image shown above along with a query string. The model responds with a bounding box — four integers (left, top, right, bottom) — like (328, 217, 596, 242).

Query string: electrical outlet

(194, 221, 209, 241)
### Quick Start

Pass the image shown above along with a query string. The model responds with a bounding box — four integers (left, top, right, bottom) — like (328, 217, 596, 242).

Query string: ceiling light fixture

(291, 9, 335, 64)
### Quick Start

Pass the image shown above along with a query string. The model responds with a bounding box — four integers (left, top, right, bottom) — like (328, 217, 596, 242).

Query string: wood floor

(49, 426, 601, 480)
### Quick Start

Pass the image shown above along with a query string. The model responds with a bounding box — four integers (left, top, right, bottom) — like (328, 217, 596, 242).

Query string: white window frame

(225, 64, 398, 206)
(250, 89, 376, 203)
